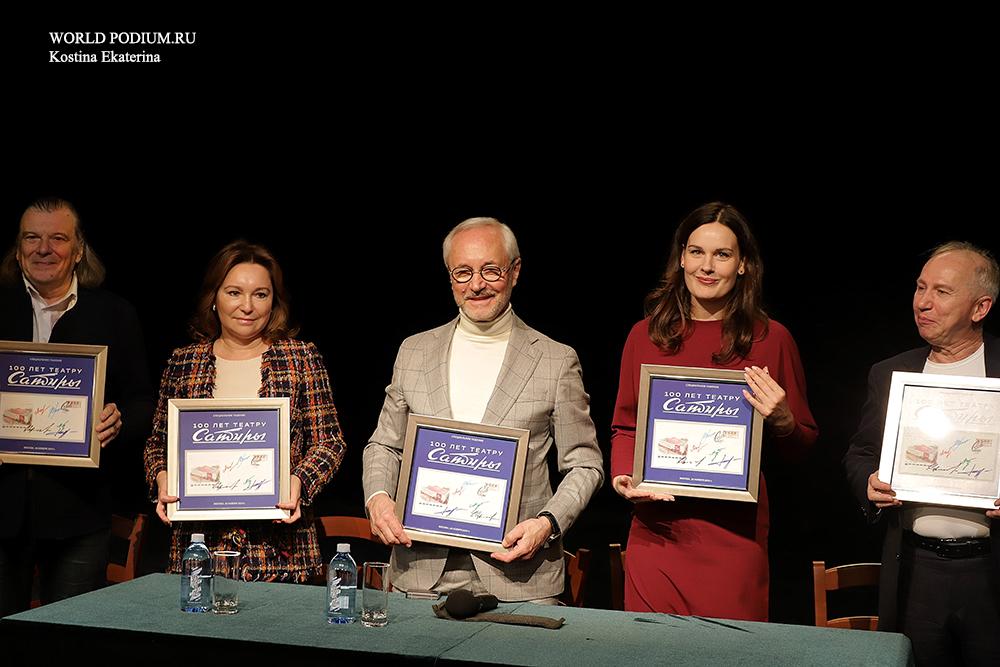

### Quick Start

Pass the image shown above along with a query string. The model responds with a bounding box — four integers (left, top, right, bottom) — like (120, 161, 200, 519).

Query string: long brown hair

(644, 202, 768, 365)
(189, 240, 298, 342)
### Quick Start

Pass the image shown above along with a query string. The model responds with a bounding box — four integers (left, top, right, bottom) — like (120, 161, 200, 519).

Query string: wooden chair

(609, 543, 626, 610)
(560, 548, 591, 607)
(316, 515, 376, 542)
(107, 513, 148, 584)
(812, 560, 880, 630)
(30, 512, 147, 608)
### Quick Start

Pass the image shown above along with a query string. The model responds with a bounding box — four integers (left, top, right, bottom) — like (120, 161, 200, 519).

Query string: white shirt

(24, 273, 79, 344)
(903, 343, 990, 538)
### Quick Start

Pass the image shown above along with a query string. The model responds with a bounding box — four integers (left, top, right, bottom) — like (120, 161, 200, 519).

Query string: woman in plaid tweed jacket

(143, 241, 346, 583)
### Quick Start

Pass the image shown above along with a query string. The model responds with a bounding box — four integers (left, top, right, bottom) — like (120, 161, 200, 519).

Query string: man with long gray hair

(0, 197, 153, 615)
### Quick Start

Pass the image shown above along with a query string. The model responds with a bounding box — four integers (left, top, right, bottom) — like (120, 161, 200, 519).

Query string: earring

(212, 304, 216, 312)
(738, 268, 745, 275)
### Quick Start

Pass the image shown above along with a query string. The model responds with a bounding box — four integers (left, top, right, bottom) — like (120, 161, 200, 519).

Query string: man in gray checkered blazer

(362, 217, 604, 602)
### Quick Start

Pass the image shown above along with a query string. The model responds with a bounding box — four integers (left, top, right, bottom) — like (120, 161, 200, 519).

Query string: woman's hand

(743, 366, 795, 436)
(275, 475, 303, 524)
(612, 475, 675, 503)
(155, 470, 179, 526)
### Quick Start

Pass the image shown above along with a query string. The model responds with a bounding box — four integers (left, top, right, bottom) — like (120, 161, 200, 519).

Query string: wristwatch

(538, 511, 561, 544)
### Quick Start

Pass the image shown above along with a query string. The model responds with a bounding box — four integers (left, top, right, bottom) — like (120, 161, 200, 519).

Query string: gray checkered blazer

(362, 313, 604, 601)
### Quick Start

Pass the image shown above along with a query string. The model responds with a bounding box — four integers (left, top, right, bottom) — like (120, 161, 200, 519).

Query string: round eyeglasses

(449, 261, 518, 284)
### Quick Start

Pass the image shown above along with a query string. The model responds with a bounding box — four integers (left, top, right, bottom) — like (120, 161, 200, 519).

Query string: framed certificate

(0, 341, 107, 468)
(395, 414, 529, 552)
(632, 364, 764, 502)
(166, 398, 292, 521)
(878, 372, 1000, 509)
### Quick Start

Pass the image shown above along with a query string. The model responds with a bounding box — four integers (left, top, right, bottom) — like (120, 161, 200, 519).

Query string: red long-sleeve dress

(610, 318, 817, 621)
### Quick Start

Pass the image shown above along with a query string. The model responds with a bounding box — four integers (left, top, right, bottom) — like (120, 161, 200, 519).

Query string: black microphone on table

(443, 589, 499, 619)
(434, 589, 564, 629)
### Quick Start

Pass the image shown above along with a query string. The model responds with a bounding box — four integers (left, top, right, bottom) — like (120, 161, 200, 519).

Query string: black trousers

(0, 527, 110, 617)
(898, 540, 1000, 667)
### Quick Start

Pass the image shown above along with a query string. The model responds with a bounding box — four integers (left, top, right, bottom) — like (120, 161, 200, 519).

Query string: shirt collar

(23, 272, 79, 310)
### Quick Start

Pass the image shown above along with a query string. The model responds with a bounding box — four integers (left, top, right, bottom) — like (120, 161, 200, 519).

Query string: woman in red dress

(610, 202, 818, 621)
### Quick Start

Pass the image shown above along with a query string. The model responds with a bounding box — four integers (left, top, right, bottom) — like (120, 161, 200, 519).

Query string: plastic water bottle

(180, 532, 213, 613)
(326, 543, 357, 624)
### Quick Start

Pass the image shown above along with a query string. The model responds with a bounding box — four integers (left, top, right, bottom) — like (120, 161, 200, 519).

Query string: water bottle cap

(191, 533, 205, 543)
(336, 543, 350, 553)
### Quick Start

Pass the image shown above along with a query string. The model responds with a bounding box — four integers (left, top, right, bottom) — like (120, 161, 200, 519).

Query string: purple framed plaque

(166, 398, 291, 521)
(395, 414, 529, 552)
(633, 364, 764, 502)
(0, 341, 107, 468)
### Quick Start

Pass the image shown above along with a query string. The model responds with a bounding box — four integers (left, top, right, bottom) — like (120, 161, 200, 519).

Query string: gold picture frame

(395, 414, 530, 552)
(632, 364, 764, 503)
(167, 397, 292, 521)
(0, 340, 108, 468)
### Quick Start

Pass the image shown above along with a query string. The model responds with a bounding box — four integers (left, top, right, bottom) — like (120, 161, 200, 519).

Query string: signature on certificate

(187, 450, 274, 495)
(2, 398, 86, 442)
(412, 469, 507, 528)
(901, 431, 996, 481)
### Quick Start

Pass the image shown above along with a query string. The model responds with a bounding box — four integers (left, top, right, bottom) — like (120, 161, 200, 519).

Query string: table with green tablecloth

(0, 573, 912, 666)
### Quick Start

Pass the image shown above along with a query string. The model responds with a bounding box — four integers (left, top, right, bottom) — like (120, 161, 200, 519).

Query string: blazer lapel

(481, 315, 541, 426)
(425, 319, 456, 419)
(900, 346, 930, 373)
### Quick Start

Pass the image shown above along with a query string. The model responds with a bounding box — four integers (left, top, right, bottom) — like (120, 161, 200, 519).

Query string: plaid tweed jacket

(144, 339, 346, 582)
(362, 314, 604, 600)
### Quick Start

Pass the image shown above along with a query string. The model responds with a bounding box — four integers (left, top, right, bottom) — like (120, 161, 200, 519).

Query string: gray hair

(929, 241, 999, 300)
(0, 196, 106, 288)
(442, 217, 521, 268)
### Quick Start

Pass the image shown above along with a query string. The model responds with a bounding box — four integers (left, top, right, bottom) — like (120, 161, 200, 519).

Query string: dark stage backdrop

(6, 17, 998, 622)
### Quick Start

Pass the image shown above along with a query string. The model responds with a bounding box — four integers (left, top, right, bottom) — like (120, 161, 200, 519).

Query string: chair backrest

(107, 513, 147, 585)
(316, 516, 376, 542)
(313, 516, 388, 585)
(560, 548, 591, 607)
(812, 560, 880, 630)
(609, 543, 626, 611)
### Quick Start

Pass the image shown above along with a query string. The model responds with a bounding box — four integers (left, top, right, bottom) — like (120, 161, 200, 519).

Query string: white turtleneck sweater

(448, 305, 514, 423)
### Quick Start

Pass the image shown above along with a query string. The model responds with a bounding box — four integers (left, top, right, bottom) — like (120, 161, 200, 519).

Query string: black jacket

(842, 334, 1000, 631)
(0, 284, 154, 539)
